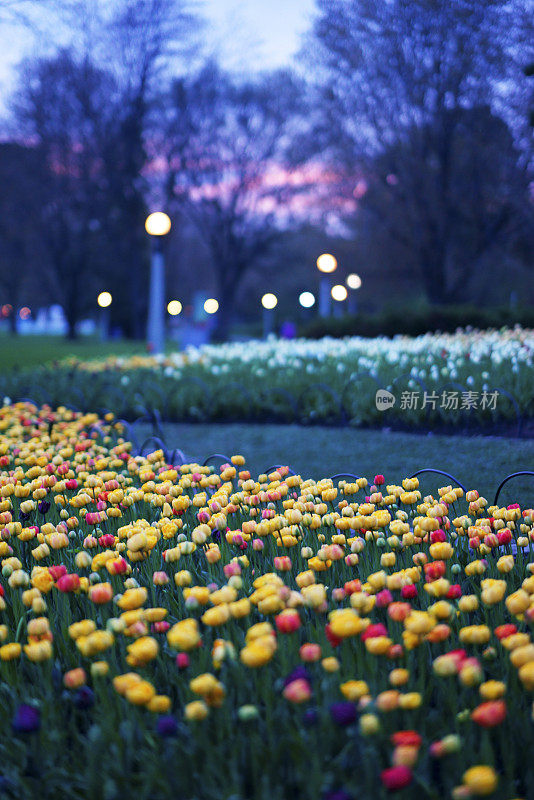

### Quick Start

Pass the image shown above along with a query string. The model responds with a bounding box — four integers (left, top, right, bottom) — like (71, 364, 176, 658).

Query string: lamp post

(261, 293, 278, 338)
(299, 291, 315, 309)
(167, 300, 182, 317)
(316, 253, 337, 317)
(298, 291, 315, 322)
(97, 291, 112, 341)
(145, 211, 171, 355)
(346, 273, 361, 314)
(331, 284, 347, 317)
(204, 298, 219, 315)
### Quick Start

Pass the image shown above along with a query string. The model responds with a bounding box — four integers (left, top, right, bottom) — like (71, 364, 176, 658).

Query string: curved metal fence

(5, 397, 533, 503)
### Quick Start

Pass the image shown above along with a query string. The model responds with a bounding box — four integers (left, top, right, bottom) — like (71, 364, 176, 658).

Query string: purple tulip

(12, 704, 40, 734)
(156, 715, 178, 738)
(73, 687, 95, 709)
(329, 702, 357, 726)
(38, 500, 50, 515)
(302, 707, 319, 727)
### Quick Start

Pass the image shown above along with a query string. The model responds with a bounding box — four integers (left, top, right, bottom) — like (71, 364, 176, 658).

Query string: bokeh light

(167, 300, 182, 316)
(19, 306, 31, 320)
(145, 212, 171, 236)
(1, 304, 13, 317)
(331, 285, 348, 302)
(299, 291, 315, 308)
(316, 253, 338, 273)
(261, 293, 278, 310)
(204, 298, 219, 314)
(97, 292, 112, 308)
(346, 273, 362, 290)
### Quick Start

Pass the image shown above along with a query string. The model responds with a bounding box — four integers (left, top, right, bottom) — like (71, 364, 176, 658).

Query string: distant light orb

(167, 300, 182, 316)
(1, 303, 12, 317)
(299, 291, 315, 308)
(19, 306, 31, 320)
(261, 293, 278, 310)
(145, 212, 171, 236)
(204, 298, 219, 314)
(97, 291, 112, 308)
(331, 285, 348, 302)
(316, 253, 338, 273)
(346, 273, 362, 290)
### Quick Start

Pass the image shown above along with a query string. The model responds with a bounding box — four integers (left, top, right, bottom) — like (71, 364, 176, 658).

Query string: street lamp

(331, 284, 347, 318)
(167, 300, 182, 316)
(204, 298, 219, 315)
(145, 211, 171, 355)
(261, 293, 278, 338)
(97, 291, 112, 341)
(299, 291, 315, 309)
(317, 253, 337, 317)
(346, 273, 361, 313)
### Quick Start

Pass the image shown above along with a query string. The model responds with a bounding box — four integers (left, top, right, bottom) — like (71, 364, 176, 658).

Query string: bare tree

(307, 0, 534, 303)
(0, 142, 50, 332)
(97, 0, 200, 337)
(162, 62, 310, 339)
(12, 51, 118, 337)
(6, 0, 199, 338)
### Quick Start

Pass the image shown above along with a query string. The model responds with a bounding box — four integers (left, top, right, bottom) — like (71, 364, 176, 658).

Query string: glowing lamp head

(317, 253, 337, 273)
(145, 212, 171, 236)
(167, 300, 182, 316)
(331, 284, 348, 302)
(261, 293, 278, 310)
(299, 291, 315, 308)
(346, 273, 362, 290)
(204, 298, 219, 314)
(97, 292, 112, 308)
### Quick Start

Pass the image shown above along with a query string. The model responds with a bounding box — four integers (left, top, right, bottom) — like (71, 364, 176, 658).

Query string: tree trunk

(422, 248, 448, 304)
(8, 310, 17, 335)
(66, 316, 78, 340)
(211, 270, 237, 342)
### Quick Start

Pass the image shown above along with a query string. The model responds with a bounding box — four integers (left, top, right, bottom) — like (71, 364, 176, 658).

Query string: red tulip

(275, 610, 301, 634)
(401, 585, 417, 600)
(497, 529, 512, 545)
(361, 623, 388, 641)
(424, 561, 446, 581)
(49, 565, 67, 581)
(471, 700, 507, 728)
(57, 573, 80, 593)
(495, 624, 517, 640)
(381, 765, 412, 791)
(376, 589, 393, 608)
(391, 730, 422, 748)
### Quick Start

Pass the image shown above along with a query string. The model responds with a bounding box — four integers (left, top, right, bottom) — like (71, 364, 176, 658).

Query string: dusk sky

(0, 0, 316, 114)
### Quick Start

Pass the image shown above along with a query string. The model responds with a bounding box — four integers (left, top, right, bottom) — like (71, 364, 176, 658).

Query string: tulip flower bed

(2, 328, 533, 429)
(1, 402, 534, 799)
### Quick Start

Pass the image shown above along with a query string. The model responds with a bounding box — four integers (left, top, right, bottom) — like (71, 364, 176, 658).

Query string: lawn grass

(0, 334, 148, 371)
(135, 422, 534, 506)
